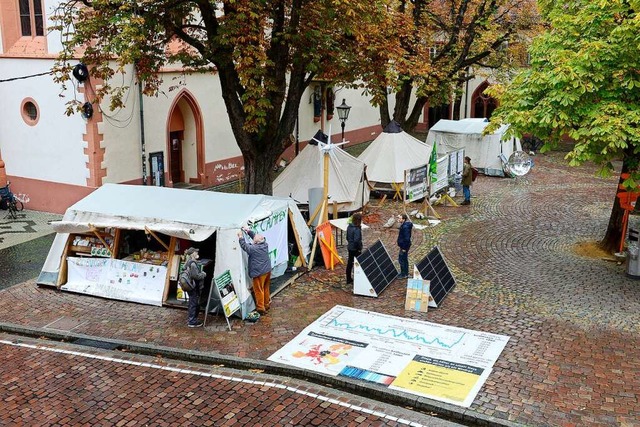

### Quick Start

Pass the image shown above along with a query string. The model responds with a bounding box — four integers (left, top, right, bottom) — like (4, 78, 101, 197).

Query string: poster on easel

(204, 270, 240, 330)
(404, 164, 428, 203)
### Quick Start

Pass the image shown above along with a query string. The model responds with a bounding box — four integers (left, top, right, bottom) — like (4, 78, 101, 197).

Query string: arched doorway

(471, 81, 498, 119)
(166, 90, 205, 186)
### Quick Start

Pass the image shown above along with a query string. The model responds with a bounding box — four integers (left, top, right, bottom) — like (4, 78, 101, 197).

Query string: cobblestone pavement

(1, 333, 456, 427)
(0, 149, 639, 426)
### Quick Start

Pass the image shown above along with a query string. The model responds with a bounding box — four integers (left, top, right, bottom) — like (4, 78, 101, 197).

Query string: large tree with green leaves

(52, 0, 393, 194)
(361, 0, 540, 131)
(488, 0, 640, 252)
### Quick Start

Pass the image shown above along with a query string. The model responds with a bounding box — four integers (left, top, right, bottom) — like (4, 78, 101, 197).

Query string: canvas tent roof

(52, 183, 301, 241)
(272, 139, 369, 212)
(426, 118, 521, 177)
(358, 121, 432, 185)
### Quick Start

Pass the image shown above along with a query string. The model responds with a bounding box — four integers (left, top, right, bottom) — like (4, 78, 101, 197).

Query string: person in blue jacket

(396, 213, 413, 279)
(346, 212, 363, 284)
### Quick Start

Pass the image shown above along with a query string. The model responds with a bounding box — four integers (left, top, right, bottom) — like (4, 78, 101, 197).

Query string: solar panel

(353, 239, 398, 297)
(415, 246, 456, 307)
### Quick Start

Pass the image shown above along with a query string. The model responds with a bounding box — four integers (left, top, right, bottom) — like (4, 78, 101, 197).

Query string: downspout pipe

(138, 69, 147, 185)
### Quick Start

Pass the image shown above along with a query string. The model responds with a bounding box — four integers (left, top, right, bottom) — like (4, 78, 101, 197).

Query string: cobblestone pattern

(0, 333, 451, 427)
(0, 151, 639, 426)
(0, 210, 61, 250)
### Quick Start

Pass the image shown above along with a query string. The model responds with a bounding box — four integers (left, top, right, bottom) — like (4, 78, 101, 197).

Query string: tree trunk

(379, 94, 391, 128)
(393, 80, 413, 128)
(242, 145, 280, 195)
(404, 96, 428, 132)
(600, 161, 630, 253)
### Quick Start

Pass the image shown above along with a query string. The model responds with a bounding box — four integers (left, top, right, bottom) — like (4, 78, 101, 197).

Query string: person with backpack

(396, 213, 413, 279)
(183, 247, 207, 328)
(346, 212, 363, 285)
(461, 156, 473, 205)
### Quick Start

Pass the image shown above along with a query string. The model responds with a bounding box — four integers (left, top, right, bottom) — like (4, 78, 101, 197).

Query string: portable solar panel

(353, 239, 398, 297)
(415, 246, 456, 307)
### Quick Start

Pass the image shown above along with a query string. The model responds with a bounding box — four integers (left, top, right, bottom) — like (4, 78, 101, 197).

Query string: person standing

(346, 212, 363, 284)
(396, 213, 413, 279)
(184, 247, 206, 328)
(238, 227, 271, 318)
(461, 156, 473, 205)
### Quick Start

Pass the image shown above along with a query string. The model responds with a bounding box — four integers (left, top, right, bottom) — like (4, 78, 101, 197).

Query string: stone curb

(1, 321, 521, 427)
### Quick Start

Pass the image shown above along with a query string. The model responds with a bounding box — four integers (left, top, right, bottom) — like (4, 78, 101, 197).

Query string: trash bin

(627, 239, 640, 279)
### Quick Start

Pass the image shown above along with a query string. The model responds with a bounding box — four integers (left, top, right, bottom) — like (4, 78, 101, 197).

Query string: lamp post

(336, 98, 351, 142)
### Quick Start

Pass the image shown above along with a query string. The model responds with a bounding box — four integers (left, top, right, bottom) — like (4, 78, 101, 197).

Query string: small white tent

(426, 118, 522, 177)
(38, 184, 312, 318)
(358, 121, 432, 189)
(273, 131, 370, 213)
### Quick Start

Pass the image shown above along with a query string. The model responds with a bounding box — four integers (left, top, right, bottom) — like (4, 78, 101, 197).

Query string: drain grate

(72, 338, 121, 350)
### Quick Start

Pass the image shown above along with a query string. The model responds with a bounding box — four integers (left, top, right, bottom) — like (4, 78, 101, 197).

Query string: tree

(52, 0, 393, 194)
(361, 0, 541, 131)
(487, 0, 640, 252)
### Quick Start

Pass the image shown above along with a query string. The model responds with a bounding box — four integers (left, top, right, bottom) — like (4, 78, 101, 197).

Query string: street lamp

(336, 98, 351, 142)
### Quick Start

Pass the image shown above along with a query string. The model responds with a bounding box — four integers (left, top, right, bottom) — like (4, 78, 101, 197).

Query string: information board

(269, 305, 510, 408)
(404, 164, 429, 202)
(205, 269, 240, 330)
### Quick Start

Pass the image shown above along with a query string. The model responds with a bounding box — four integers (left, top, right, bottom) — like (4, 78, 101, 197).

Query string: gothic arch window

(471, 81, 498, 119)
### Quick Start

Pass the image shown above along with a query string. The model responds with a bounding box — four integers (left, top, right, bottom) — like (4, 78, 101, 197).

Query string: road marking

(1, 339, 424, 426)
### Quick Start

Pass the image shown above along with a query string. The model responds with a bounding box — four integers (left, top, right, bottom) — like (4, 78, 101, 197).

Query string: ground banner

(268, 305, 509, 408)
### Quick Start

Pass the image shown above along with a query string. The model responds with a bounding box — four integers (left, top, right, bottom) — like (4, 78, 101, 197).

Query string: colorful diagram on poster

(268, 305, 509, 408)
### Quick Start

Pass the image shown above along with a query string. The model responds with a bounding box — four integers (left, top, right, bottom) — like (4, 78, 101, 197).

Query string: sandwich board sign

(204, 270, 240, 330)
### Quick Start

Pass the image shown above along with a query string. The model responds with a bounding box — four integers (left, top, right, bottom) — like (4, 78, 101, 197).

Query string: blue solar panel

(416, 246, 456, 306)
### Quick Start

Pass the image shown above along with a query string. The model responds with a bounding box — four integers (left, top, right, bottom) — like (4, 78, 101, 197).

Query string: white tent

(426, 118, 522, 177)
(273, 133, 370, 213)
(357, 121, 432, 188)
(38, 184, 312, 318)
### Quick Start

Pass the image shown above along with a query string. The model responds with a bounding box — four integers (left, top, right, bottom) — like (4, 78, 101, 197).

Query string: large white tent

(38, 184, 312, 317)
(357, 121, 432, 188)
(426, 118, 522, 177)
(272, 132, 370, 213)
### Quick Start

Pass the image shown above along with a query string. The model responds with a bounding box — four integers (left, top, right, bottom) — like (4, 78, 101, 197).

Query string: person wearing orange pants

(238, 227, 272, 320)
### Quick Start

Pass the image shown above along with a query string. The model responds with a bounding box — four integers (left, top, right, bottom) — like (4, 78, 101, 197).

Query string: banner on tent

(249, 207, 288, 268)
(64, 257, 166, 306)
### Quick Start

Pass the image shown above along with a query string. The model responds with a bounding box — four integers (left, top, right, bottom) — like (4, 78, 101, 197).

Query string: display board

(404, 164, 428, 203)
(415, 246, 456, 307)
(64, 257, 167, 306)
(405, 273, 430, 312)
(353, 240, 397, 297)
(205, 269, 240, 330)
(269, 305, 510, 408)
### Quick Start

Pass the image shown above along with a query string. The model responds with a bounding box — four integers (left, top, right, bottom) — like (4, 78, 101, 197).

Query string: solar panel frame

(355, 240, 398, 296)
(415, 246, 456, 306)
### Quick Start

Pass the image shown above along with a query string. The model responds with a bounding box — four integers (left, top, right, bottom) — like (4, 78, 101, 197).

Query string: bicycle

(0, 182, 24, 219)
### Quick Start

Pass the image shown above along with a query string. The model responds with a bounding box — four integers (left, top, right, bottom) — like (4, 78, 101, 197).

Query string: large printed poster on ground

(268, 305, 509, 408)
(64, 257, 167, 306)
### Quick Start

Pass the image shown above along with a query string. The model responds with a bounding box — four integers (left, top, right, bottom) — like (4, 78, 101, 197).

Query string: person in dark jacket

(238, 227, 271, 317)
(396, 213, 413, 279)
(461, 156, 473, 205)
(346, 212, 363, 284)
(184, 247, 206, 327)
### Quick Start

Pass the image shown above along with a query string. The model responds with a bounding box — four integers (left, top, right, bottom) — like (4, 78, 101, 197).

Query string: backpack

(178, 261, 194, 292)
(471, 167, 479, 182)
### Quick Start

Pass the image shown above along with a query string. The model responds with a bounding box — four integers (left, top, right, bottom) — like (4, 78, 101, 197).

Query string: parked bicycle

(0, 182, 24, 219)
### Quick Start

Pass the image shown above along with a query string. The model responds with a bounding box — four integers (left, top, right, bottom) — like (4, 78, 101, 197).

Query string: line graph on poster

(323, 309, 465, 349)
